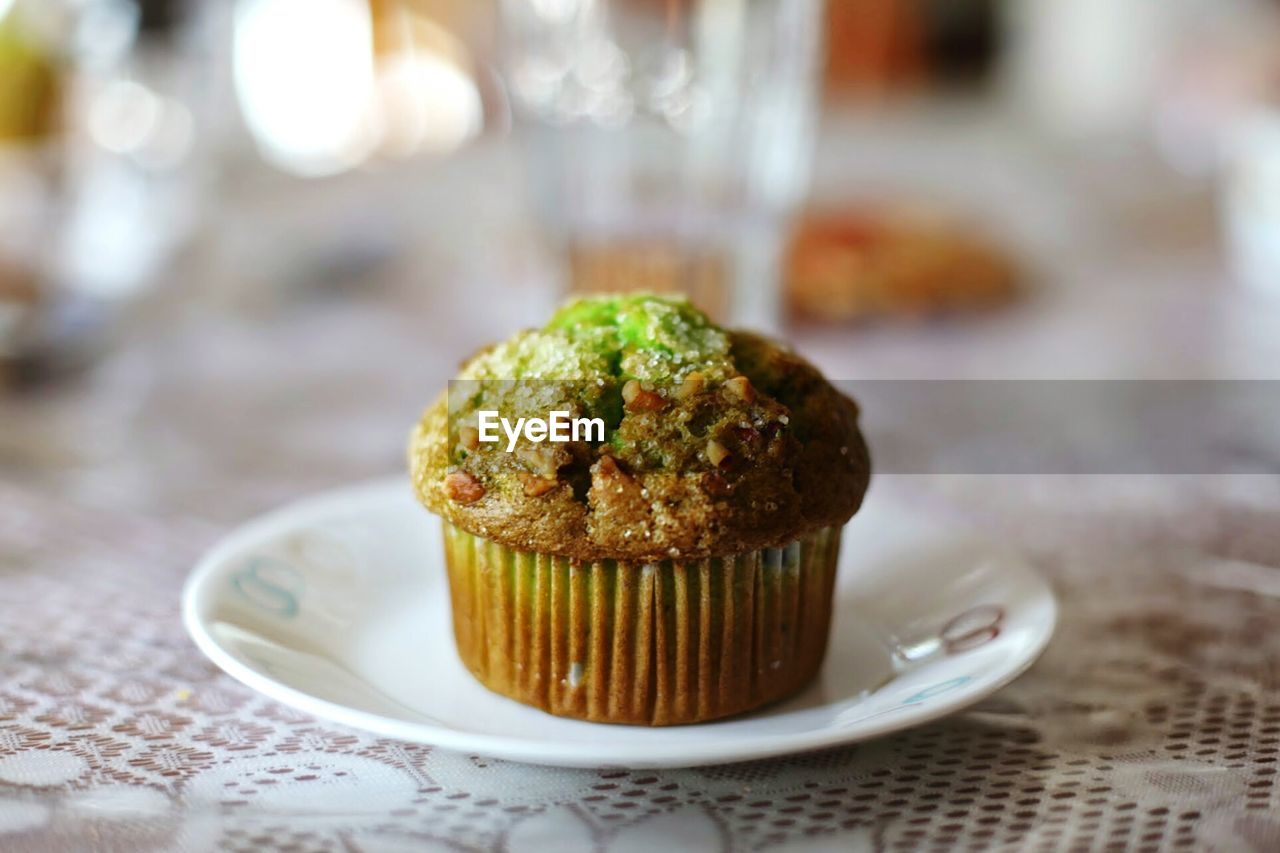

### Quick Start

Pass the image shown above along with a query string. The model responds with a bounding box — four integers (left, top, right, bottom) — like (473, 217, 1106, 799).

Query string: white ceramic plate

(182, 478, 1056, 769)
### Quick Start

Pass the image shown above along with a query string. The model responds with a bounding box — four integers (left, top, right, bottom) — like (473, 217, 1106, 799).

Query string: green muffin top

(411, 294, 870, 561)
(462, 294, 735, 384)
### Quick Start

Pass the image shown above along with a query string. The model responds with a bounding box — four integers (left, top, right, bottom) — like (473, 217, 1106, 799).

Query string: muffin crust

(410, 296, 870, 561)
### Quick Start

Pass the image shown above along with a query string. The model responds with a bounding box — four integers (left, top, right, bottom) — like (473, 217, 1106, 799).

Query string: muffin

(409, 294, 870, 725)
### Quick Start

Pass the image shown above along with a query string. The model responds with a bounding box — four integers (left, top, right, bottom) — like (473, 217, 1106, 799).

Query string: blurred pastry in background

(785, 207, 1020, 322)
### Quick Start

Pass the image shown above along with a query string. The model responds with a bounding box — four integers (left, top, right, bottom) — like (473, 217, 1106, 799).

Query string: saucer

(182, 478, 1056, 768)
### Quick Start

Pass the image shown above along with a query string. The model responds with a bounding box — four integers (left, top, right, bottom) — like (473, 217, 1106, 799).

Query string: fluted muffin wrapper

(441, 522, 842, 725)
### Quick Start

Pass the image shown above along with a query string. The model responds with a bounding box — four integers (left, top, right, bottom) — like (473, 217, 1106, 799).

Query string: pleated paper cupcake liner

(442, 523, 842, 725)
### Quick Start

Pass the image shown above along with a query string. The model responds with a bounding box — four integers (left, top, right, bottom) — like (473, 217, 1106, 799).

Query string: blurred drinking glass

(500, 0, 825, 329)
(0, 2, 62, 371)
(0, 0, 209, 385)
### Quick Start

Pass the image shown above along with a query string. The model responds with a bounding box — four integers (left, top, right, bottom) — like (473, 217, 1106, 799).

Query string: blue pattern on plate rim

(231, 555, 305, 618)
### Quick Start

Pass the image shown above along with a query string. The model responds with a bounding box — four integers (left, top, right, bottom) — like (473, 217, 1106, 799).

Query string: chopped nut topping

(675, 371, 705, 400)
(594, 454, 632, 486)
(702, 470, 732, 497)
(622, 379, 667, 412)
(516, 443, 560, 478)
(444, 470, 485, 503)
(723, 375, 756, 404)
(518, 471, 557, 497)
(706, 439, 732, 467)
(457, 426, 480, 452)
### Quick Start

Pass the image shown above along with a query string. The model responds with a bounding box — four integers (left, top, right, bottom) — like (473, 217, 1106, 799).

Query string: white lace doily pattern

(3, 464, 1279, 852)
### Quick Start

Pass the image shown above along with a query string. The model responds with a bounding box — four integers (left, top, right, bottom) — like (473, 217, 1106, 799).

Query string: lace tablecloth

(3, 128, 1280, 851)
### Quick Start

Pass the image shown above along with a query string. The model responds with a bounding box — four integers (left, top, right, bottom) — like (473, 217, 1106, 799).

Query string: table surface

(3, 111, 1280, 852)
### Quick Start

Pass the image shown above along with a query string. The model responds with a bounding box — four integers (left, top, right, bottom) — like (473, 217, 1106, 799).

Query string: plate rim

(182, 477, 1058, 769)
